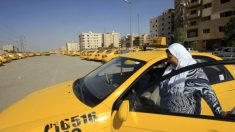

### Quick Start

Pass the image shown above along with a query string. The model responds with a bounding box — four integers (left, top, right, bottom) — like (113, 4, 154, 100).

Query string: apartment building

(185, 0, 235, 51)
(60, 46, 67, 52)
(79, 32, 102, 50)
(103, 32, 120, 48)
(125, 34, 137, 47)
(133, 34, 150, 46)
(3, 44, 19, 52)
(150, 9, 175, 45)
(66, 42, 79, 51)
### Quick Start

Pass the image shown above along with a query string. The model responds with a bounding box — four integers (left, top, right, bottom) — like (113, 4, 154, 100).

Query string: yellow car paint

(94, 49, 107, 61)
(87, 50, 99, 60)
(102, 49, 131, 63)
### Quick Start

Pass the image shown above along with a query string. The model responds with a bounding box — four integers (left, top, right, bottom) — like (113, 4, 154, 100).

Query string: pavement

(0, 54, 101, 111)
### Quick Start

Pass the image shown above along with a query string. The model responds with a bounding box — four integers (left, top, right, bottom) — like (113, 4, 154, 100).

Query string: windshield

(73, 57, 146, 107)
(115, 50, 130, 54)
(106, 49, 114, 54)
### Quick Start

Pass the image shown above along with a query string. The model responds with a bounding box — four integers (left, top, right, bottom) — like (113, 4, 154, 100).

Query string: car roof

(121, 51, 222, 62)
(122, 51, 166, 61)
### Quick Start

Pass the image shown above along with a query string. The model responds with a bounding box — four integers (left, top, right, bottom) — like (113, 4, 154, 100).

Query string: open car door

(111, 60, 235, 132)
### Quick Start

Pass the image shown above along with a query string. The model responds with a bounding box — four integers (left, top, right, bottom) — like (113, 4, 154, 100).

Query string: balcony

(187, 10, 201, 19)
(187, 0, 201, 9)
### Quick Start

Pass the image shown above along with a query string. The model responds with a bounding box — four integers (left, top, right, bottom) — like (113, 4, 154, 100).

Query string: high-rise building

(103, 32, 120, 48)
(150, 9, 175, 45)
(184, 0, 235, 51)
(79, 32, 102, 50)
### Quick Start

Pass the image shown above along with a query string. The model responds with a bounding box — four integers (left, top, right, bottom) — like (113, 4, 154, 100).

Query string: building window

(187, 29, 198, 38)
(190, 10, 197, 15)
(203, 29, 210, 34)
(162, 28, 164, 31)
(219, 26, 224, 32)
(190, 21, 197, 26)
(204, 3, 212, 8)
(221, 0, 230, 4)
(191, 0, 198, 3)
(202, 16, 211, 21)
(220, 11, 235, 18)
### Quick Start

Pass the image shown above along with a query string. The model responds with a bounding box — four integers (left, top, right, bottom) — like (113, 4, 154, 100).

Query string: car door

(111, 59, 235, 132)
(193, 56, 235, 115)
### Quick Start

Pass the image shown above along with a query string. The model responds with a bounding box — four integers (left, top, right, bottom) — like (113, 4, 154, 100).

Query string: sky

(0, 0, 174, 51)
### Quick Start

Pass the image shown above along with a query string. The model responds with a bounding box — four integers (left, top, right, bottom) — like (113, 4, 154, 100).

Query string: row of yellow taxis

(0, 52, 54, 66)
(63, 48, 141, 63)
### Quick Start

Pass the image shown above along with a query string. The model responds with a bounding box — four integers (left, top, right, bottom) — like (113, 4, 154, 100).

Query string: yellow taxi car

(80, 50, 93, 59)
(102, 49, 133, 63)
(27, 53, 35, 57)
(87, 50, 99, 60)
(1, 51, 235, 131)
(0, 55, 9, 63)
(8, 53, 19, 60)
(35, 52, 42, 56)
(71, 51, 80, 56)
(94, 49, 107, 61)
(16, 53, 27, 59)
(102, 50, 135, 63)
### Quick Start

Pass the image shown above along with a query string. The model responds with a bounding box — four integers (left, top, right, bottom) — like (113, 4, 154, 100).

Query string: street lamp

(123, 0, 133, 48)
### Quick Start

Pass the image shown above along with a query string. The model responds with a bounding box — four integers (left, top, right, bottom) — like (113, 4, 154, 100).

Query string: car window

(115, 50, 129, 54)
(106, 49, 113, 54)
(193, 56, 233, 85)
(223, 48, 231, 52)
(74, 57, 146, 107)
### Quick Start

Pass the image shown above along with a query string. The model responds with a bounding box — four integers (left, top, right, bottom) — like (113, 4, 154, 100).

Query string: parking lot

(0, 54, 101, 111)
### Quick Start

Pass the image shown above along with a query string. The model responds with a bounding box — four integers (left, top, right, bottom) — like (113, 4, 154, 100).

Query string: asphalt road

(0, 54, 101, 111)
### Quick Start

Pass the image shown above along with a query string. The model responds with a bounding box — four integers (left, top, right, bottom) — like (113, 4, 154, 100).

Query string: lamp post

(123, 0, 133, 48)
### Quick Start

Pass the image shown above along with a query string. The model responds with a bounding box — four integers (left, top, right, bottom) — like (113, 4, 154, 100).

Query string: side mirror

(118, 100, 129, 122)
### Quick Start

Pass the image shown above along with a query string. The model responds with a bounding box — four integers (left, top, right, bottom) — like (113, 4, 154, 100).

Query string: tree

(223, 17, 235, 46)
(172, 27, 187, 44)
(108, 43, 114, 48)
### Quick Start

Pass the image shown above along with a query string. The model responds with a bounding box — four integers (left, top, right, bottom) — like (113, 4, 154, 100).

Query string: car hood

(0, 81, 92, 131)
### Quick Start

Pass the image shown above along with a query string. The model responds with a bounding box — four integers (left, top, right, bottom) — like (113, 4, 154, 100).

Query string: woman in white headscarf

(160, 43, 223, 116)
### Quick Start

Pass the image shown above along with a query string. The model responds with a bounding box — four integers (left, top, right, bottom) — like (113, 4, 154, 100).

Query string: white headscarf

(163, 43, 197, 88)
